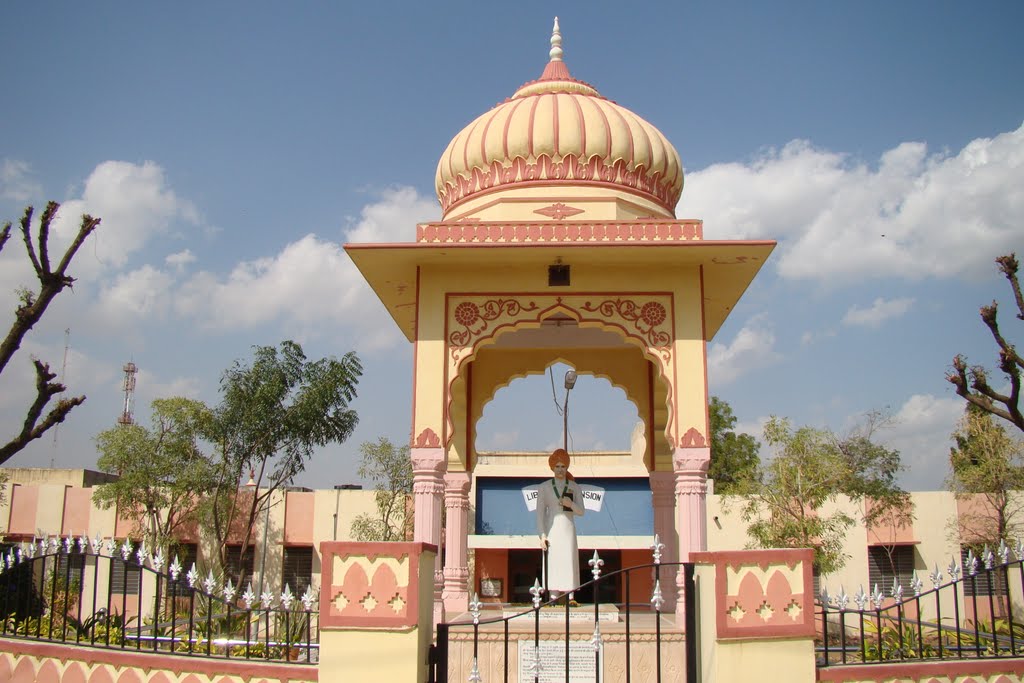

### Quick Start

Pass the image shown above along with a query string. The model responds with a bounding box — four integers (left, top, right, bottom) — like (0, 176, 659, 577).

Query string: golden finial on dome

(549, 17, 563, 62)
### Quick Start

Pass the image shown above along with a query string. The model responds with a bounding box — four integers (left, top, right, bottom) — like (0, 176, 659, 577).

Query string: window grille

(169, 542, 199, 591)
(225, 545, 254, 589)
(110, 550, 141, 594)
(867, 545, 915, 591)
(961, 547, 1007, 596)
(282, 546, 313, 595)
(55, 546, 86, 587)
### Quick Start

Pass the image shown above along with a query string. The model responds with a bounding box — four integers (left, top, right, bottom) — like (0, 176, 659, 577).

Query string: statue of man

(536, 448, 584, 599)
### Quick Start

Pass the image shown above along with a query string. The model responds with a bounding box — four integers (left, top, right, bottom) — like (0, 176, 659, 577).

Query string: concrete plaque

(517, 639, 603, 683)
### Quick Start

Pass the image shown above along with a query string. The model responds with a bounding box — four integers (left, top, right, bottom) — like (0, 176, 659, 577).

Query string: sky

(0, 2, 1021, 492)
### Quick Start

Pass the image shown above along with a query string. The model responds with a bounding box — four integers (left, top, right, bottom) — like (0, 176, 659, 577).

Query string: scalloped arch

(477, 355, 642, 412)
(473, 355, 651, 461)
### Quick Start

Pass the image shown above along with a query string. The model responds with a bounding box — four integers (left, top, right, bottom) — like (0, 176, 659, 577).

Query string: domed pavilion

(346, 19, 775, 619)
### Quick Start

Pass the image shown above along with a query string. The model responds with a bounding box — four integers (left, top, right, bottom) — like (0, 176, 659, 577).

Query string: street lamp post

(244, 472, 271, 598)
(562, 369, 577, 452)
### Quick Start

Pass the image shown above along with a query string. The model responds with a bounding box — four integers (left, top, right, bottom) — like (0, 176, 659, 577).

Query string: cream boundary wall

(707, 491, 966, 604)
(0, 469, 378, 594)
(3, 467, 1009, 611)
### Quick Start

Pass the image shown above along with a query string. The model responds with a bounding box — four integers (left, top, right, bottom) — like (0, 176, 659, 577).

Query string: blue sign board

(475, 477, 654, 536)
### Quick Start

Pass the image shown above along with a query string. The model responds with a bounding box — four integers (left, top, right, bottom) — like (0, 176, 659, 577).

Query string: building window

(961, 547, 1007, 596)
(168, 543, 199, 592)
(867, 545, 915, 594)
(282, 546, 313, 596)
(225, 546, 254, 590)
(110, 548, 142, 595)
(55, 545, 86, 588)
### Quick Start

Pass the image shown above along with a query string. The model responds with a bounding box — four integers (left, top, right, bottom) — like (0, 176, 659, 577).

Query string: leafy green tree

(0, 203, 100, 464)
(204, 341, 362, 569)
(732, 414, 912, 575)
(93, 398, 217, 551)
(350, 437, 413, 542)
(947, 407, 1024, 549)
(948, 253, 1023, 432)
(707, 396, 760, 493)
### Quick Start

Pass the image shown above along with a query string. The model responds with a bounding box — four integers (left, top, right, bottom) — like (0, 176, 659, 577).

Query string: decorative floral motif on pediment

(448, 299, 540, 349)
(580, 298, 671, 350)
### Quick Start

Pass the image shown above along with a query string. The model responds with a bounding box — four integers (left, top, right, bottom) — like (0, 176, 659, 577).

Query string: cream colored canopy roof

(346, 239, 775, 343)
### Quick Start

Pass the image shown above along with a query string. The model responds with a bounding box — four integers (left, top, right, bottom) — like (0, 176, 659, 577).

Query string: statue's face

(551, 463, 568, 480)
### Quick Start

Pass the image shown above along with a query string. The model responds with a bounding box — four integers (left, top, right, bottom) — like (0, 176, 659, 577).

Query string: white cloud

(707, 314, 782, 386)
(165, 249, 196, 272)
(1, 159, 43, 202)
(842, 297, 915, 328)
(174, 187, 435, 350)
(681, 123, 1024, 283)
(344, 186, 439, 243)
(800, 327, 837, 347)
(175, 235, 357, 326)
(95, 265, 175, 325)
(134, 369, 204, 406)
(883, 393, 964, 490)
(51, 160, 199, 275)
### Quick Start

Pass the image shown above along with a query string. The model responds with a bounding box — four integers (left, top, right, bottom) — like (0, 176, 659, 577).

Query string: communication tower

(118, 361, 137, 426)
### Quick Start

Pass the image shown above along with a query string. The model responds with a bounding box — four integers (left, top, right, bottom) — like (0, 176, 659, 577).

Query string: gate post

(690, 549, 816, 683)
(319, 542, 438, 683)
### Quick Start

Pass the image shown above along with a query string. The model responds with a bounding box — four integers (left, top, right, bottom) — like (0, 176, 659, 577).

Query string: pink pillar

(649, 471, 679, 611)
(442, 472, 471, 615)
(673, 447, 710, 623)
(411, 446, 446, 621)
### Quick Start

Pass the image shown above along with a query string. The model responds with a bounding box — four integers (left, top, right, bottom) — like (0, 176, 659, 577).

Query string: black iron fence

(0, 537, 318, 662)
(429, 537, 697, 683)
(818, 542, 1024, 666)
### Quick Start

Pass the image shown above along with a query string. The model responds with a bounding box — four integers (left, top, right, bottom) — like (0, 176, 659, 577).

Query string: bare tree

(0, 202, 99, 464)
(948, 253, 1023, 432)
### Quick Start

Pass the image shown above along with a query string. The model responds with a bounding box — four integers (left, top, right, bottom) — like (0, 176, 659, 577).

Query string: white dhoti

(536, 478, 584, 593)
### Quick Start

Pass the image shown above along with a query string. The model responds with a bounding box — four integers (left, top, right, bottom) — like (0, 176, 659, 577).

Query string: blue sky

(1, 2, 1021, 491)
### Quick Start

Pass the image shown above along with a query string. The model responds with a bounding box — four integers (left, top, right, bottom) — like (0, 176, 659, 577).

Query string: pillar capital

(443, 471, 472, 505)
(672, 446, 710, 475)
(411, 447, 446, 496)
(411, 445, 446, 473)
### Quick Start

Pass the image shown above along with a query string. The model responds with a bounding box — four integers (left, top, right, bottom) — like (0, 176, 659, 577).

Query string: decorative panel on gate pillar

(691, 548, 815, 640)
(320, 542, 436, 683)
(691, 548, 816, 683)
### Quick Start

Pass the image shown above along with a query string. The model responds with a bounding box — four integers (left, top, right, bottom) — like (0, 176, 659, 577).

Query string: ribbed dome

(435, 19, 684, 218)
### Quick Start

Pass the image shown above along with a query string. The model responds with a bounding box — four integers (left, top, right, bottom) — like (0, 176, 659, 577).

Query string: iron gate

(428, 549, 697, 683)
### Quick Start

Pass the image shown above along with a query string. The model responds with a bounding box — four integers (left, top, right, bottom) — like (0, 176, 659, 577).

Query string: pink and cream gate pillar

(346, 19, 774, 618)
